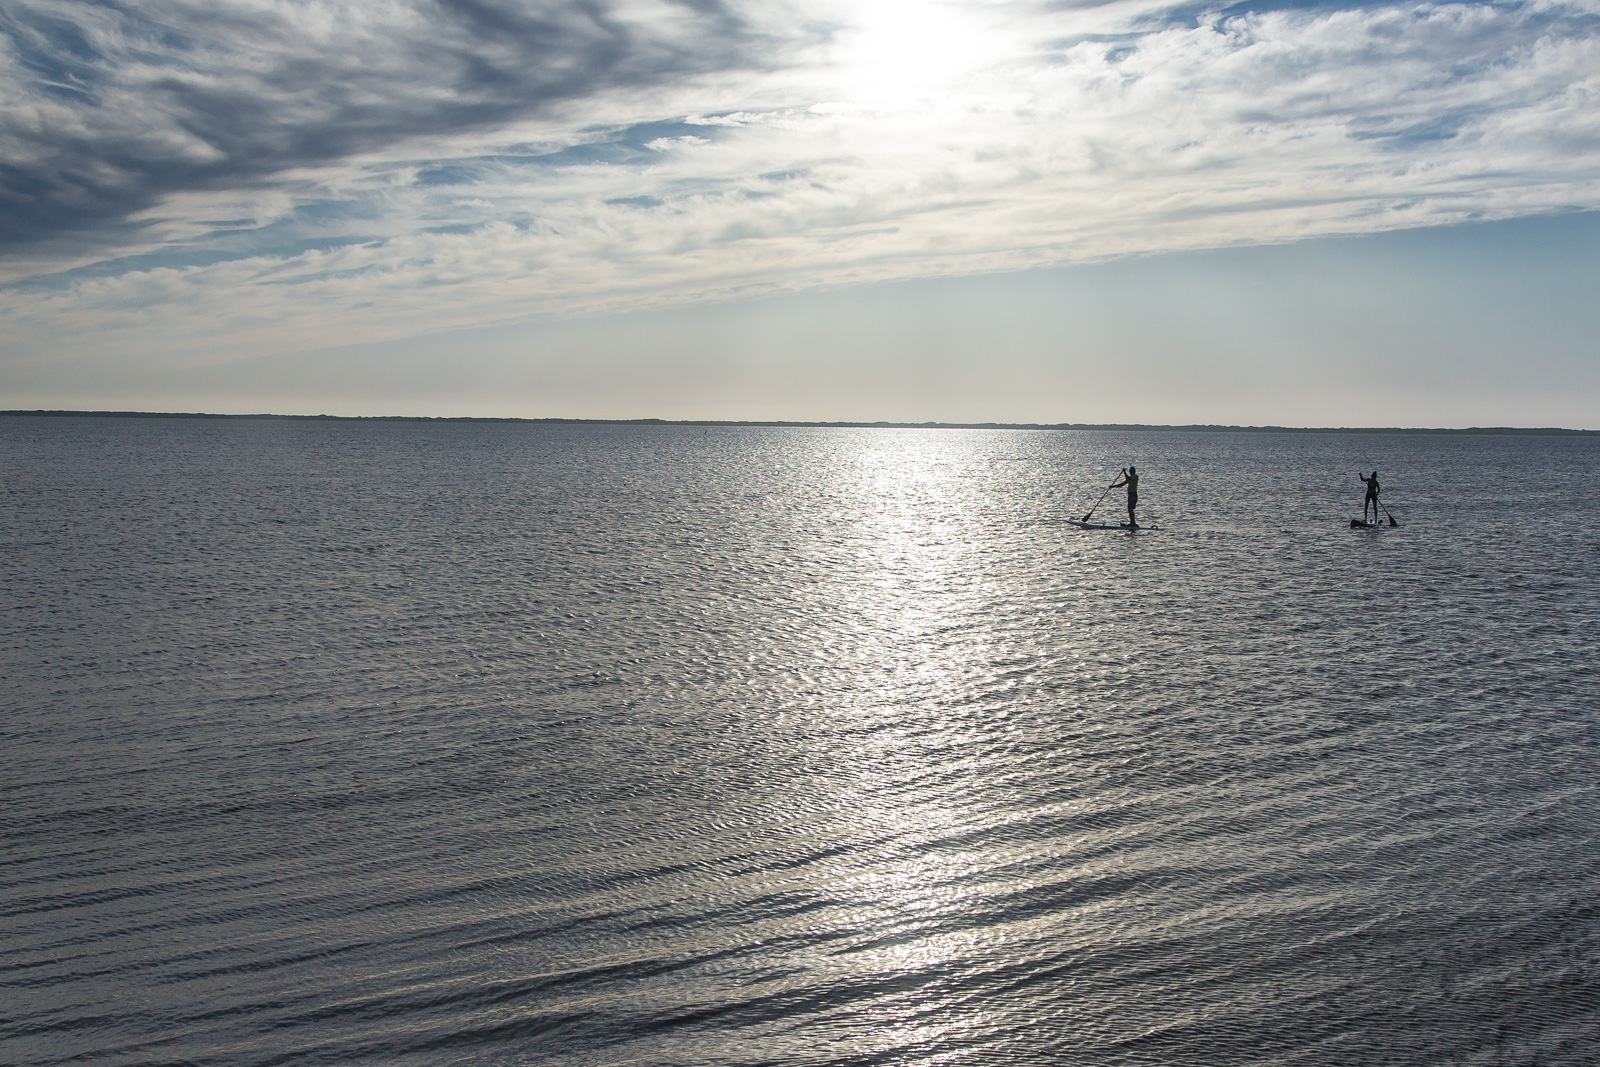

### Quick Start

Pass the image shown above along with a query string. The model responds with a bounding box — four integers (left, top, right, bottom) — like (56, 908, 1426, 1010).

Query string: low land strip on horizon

(3, 410, 1597, 435)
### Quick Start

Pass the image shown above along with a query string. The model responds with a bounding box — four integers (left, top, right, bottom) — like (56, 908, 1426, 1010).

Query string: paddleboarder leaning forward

(1110, 466, 1139, 528)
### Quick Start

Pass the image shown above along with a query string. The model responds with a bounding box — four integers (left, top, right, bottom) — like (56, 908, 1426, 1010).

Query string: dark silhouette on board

(1351, 471, 1400, 528)
(1358, 470, 1381, 523)
(1110, 466, 1140, 528)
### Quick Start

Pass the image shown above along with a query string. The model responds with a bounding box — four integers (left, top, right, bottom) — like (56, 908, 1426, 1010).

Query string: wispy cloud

(3, 0, 1599, 370)
(0, 0, 799, 248)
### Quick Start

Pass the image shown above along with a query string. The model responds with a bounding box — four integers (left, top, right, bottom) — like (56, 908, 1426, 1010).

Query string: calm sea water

(3, 416, 1597, 1067)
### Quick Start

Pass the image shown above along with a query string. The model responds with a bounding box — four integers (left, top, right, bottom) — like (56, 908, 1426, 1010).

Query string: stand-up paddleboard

(1349, 518, 1394, 529)
(1067, 520, 1158, 531)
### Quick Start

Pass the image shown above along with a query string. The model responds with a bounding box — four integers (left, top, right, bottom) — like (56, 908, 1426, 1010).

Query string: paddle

(1380, 502, 1399, 527)
(1083, 470, 1121, 522)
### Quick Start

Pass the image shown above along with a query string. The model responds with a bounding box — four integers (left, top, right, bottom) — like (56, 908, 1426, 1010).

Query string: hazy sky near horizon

(4, 0, 1600, 425)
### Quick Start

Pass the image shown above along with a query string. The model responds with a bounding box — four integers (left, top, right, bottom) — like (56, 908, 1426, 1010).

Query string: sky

(2, 0, 1598, 426)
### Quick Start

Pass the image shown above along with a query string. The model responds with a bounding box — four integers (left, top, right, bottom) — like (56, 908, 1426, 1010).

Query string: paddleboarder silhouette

(1110, 466, 1139, 528)
(1358, 470, 1381, 523)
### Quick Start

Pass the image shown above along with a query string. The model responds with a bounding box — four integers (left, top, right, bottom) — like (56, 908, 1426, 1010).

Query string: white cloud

(4, 0, 1600, 374)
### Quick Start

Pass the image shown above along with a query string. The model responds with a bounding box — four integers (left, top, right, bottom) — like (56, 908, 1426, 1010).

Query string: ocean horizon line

(3, 409, 1596, 435)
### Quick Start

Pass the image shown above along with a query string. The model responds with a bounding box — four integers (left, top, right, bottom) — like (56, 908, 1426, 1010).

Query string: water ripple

(2, 419, 1597, 1065)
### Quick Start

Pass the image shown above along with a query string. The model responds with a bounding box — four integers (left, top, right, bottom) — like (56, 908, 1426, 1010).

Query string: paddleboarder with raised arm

(1110, 465, 1139, 528)
(1358, 470, 1381, 524)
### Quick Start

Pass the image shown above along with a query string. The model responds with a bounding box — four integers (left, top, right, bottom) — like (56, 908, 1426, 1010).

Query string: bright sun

(830, 0, 1006, 109)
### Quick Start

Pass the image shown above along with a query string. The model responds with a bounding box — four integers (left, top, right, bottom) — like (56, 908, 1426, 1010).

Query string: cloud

(0, 0, 799, 251)
(3, 0, 1600, 375)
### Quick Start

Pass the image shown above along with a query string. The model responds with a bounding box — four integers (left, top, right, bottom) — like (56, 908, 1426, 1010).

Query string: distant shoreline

(2, 410, 1595, 435)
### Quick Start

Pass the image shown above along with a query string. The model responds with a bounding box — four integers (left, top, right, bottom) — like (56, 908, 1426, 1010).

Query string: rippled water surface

(4, 416, 1598, 1066)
